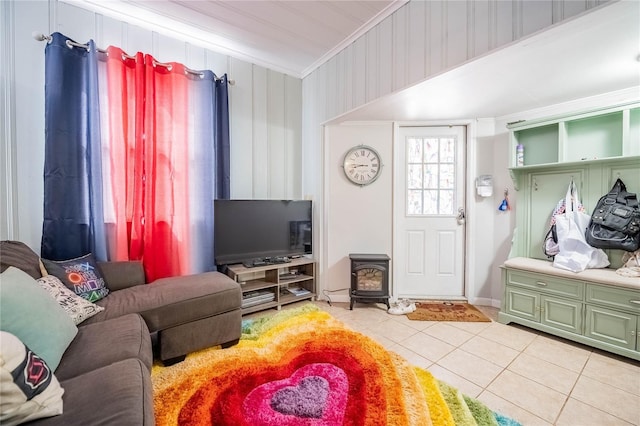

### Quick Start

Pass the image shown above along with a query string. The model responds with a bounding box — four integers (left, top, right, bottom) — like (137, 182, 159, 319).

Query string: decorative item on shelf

(498, 189, 511, 211)
(516, 144, 524, 166)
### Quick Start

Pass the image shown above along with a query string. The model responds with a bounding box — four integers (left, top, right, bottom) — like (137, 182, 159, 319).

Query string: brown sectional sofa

(1, 240, 242, 425)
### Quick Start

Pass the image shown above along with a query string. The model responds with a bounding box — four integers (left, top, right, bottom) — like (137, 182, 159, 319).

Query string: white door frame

(392, 120, 478, 303)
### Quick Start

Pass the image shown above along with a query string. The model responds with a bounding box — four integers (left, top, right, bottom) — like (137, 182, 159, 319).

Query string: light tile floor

(254, 300, 640, 426)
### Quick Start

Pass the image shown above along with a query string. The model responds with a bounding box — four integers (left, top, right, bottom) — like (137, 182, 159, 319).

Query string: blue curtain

(42, 33, 106, 261)
(41, 32, 230, 268)
(214, 75, 230, 200)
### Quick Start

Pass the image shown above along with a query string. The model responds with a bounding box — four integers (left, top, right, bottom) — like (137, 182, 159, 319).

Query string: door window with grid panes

(406, 136, 456, 215)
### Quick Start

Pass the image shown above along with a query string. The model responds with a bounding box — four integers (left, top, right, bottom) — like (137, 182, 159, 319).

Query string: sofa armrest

(98, 261, 146, 291)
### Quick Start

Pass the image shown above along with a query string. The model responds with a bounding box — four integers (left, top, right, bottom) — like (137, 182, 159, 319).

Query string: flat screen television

(214, 199, 312, 266)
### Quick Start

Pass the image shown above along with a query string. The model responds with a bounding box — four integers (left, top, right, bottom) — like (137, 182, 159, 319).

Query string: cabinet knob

(536, 281, 547, 286)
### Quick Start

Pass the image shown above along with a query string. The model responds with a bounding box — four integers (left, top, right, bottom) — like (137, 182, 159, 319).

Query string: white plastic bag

(553, 180, 609, 272)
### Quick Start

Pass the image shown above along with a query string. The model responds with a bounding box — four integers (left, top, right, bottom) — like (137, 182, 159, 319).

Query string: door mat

(406, 301, 491, 322)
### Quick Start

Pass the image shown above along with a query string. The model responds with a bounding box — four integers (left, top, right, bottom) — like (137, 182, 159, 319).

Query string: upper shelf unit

(508, 102, 640, 170)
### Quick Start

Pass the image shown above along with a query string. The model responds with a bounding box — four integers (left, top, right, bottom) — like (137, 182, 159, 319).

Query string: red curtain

(101, 48, 209, 282)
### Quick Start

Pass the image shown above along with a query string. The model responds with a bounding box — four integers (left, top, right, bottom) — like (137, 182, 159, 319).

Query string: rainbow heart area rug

(151, 304, 521, 426)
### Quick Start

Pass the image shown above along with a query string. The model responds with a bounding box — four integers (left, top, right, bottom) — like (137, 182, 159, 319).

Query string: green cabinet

(499, 260, 640, 361)
(584, 305, 637, 350)
(509, 102, 639, 169)
(584, 283, 640, 350)
(541, 296, 583, 335)
(503, 270, 583, 335)
(507, 101, 640, 269)
(500, 102, 640, 361)
(505, 286, 539, 322)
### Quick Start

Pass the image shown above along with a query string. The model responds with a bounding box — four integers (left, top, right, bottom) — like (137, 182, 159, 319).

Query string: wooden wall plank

(365, 27, 379, 103)
(8, 1, 49, 248)
(473, 0, 491, 58)
(267, 70, 286, 199)
(352, 36, 367, 107)
(563, 2, 588, 23)
(206, 50, 229, 78)
(124, 23, 153, 55)
(325, 56, 338, 121)
(408, 0, 426, 85)
(335, 50, 346, 115)
(495, 0, 514, 49)
(428, 1, 444, 77)
(342, 45, 353, 112)
(377, 16, 393, 98)
(185, 43, 206, 70)
(229, 57, 255, 198)
(56, 2, 95, 42)
(446, 0, 469, 68)
(252, 66, 268, 198)
(154, 32, 186, 63)
(522, 0, 554, 37)
(392, 6, 408, 91)
(285, 75, 302, 198)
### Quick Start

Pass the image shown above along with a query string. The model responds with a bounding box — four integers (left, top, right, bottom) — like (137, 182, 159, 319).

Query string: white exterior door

(394, 126, 466, 299)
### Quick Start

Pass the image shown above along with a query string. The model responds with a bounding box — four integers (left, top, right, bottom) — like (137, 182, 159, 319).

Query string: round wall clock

(342, 145, 382, 186)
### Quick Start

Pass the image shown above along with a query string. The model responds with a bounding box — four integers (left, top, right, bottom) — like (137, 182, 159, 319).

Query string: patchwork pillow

(0, 267, 78, 371)
(42, 253, 109, 302)
(0, 331, 64, 426)
(36, 275, 105, 325)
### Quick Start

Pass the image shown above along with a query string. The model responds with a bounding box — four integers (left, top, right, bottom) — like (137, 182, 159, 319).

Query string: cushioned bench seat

(503, 257, 640, 290)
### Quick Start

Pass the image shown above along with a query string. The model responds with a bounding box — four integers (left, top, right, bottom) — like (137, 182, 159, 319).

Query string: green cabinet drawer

(507, 270, 584, 300)
(541, 296, 583, 335)
(505, 286, 540, 322)
(584, 305, 637, 350)
(586, 284, 640, 315)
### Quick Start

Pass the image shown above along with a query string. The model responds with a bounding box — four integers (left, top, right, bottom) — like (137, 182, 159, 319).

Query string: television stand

(225, 258, 316, 315)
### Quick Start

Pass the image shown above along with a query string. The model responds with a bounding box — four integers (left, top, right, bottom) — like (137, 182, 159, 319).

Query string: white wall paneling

(407, 0, 426, 84)
(2, 0, 303, 251)
(267, 71, 286, 199)
(391, 5, 408, 91)
(305, 1, 608, 304)
(324, 122, 393, 301)
(376, 17, 393, 100)
(1, 0, 17, 239)
(285, 75, 303, 199)
(229, 57, 254, 199)
(8, 1, 49, 248)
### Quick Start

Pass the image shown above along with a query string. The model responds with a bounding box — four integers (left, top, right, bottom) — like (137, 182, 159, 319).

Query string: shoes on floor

(388, 299, 416, 315)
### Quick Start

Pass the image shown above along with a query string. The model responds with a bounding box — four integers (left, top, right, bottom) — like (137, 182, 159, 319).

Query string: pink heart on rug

(242, 363, 348, 426)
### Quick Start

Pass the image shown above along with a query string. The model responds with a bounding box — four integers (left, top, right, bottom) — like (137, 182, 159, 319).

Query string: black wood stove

(349, 253, 390, 310)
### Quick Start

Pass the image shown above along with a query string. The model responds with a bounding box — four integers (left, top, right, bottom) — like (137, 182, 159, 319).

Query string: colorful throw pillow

(36, 275, 105, 325)
(0, 267, 78, 371)
(0, 331, 64, 426)
(42, 253, 109, 302)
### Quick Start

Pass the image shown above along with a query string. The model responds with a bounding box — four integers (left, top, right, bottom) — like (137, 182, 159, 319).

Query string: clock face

(343, 145, 382, 186)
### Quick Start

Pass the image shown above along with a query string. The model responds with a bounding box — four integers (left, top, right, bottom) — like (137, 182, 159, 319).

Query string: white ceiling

(71, 0, 639, 122)
(71, 0, 408, 77)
